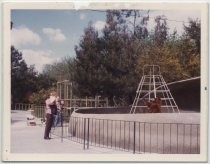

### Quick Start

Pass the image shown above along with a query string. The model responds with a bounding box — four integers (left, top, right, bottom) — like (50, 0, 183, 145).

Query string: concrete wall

(168, 78, 200, 111)
(67, 113, 200, 154)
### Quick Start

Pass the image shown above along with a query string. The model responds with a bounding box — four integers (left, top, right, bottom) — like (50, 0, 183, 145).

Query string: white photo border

(2, 1, 209, 162)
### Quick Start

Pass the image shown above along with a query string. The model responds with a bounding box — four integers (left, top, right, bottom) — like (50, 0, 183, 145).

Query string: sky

(11, 9, 201, 73)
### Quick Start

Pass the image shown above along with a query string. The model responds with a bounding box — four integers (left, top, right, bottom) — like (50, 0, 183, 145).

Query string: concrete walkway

(11, 110, 128, 154)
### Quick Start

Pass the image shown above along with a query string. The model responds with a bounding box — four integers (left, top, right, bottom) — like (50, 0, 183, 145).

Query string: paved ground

(11, 110, 128, 154)
(7, 110, 204, 163)
(11, 110, 200, 154)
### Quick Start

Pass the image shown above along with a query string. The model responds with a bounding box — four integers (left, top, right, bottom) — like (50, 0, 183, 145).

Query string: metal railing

(14, 103, 33, 111)
(31, 105, 45, 118)
(52, 116, 200, 154)
(27, 105, 74, 119)
(62, 97, 109, 109)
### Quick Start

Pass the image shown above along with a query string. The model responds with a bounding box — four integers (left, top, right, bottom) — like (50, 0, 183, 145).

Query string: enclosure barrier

(31, 105, 45, 118)
(57, 80, 109, 108)
(14, 103, 74, 119)
(31, 106, 74, 119)
(62, 97, 109, 109)
(14, 103, 33, 111)
(52, 116, 200, 154)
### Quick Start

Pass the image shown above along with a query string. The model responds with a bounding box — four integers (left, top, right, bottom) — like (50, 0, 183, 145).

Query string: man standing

(44, 92, 56, 140)
(55, 97, 65, 127)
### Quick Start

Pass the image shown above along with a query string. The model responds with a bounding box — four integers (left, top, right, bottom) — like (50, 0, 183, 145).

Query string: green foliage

(11, 46, 38, 104)
(11, 22, 57, 106)
(74, 11, 147, 105)
(11, 46, 23, 70)
(26, 74, 56, 105)
(11, 46, 56, 105)
(36, 74, 57, 90)
(183, 19, 200, 54)
(137, 36, 186, 82)
(11, 47, 56, 105)
(29, 87, 56, 105)
(154, 15, 168, 46)
(43, 56, 76, 82)
(74, 23, 104, 96)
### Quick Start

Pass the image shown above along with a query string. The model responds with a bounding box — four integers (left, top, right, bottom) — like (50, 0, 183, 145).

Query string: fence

(14, 103, 33, 111)
(31, 106, 74, 119)
(31, 105, 45, 118)
(52, 116, 200, 154)
(14, 99, 108, 118)
(57, 80, 109, 108)
(14, 103, 74, 119)
(14, 103, 45, 118)
(62, 97, 109, 109)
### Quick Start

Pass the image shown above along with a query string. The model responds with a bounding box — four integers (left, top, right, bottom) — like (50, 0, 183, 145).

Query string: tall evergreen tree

(74, 22, 104, 96)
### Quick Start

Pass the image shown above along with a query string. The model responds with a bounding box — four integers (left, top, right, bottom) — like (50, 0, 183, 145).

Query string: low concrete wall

(72, 113, 200, 124)
(67, 113, 200, 154)
(64, 78, 201, 154)
(75, 107, 130, 114)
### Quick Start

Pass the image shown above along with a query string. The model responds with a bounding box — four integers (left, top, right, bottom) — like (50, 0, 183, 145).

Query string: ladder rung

(161, 106, 179, 108)
(136, 90, 148, 93)
(142, 83, 163, 85)
(132, 105, 178, 108)
(158, 98, 174, 100)
(135, 98, 174, 100)
(137, 90, 170, 93)
(144, 75, 161, 77)
(133, 98, 175, 100)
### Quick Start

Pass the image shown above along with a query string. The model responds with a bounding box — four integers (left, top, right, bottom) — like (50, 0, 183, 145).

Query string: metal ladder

(130, 65, 180, 114)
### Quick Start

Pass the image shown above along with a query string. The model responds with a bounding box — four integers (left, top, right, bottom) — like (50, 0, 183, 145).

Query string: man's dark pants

(44, 113, 53, 138)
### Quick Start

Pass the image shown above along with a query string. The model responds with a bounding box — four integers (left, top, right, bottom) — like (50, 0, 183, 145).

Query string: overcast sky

(11, 9, 201, 73)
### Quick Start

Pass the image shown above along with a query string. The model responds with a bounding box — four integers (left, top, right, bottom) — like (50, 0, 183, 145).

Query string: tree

(74, 10, 150, 105)
(102, 11, 139, 104)
(177, 19, 201, 78)
(11, 46, 23, 71)
(183, 19, 200, 54)
(11, 22, 56, 106)
(75, 22, 104, 96)
(120, 10, 150, 39)
(11, 48, 38, 103)
(29, 87, 56, 105)
(11, 22, 38, 105)
(136, 38, 185, 82)
(154, 15, 168, 46)
(42, 11, 200, 106)
(43, 56, 75, 81)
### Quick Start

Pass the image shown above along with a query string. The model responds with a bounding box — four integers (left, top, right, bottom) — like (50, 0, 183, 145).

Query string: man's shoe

(44, 137, 51, 140)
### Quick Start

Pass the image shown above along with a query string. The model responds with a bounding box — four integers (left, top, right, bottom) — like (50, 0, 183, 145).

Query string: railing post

(83, 118, 86, 149)
(95, 96, 97, 107)
(86, 96, 88, 107)
(106, 97, 108, 107)
(133, 121, 136, 154)
(87, 118, 90, 149)
(61, 119, 64, 143)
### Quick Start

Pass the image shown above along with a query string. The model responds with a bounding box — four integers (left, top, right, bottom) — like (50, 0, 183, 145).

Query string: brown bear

(143, 97, 161, 113)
